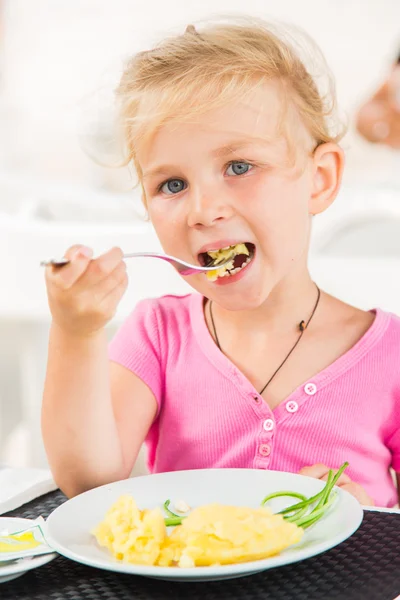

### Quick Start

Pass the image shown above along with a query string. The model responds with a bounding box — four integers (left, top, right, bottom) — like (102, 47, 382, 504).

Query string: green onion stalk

(163, 462, 349, 530)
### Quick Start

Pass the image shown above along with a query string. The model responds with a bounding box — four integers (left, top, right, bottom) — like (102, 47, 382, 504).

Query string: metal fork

(40, 252, 232, 276)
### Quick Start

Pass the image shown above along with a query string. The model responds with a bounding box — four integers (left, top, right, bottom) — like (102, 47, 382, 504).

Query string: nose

(186, 186, 233, 228)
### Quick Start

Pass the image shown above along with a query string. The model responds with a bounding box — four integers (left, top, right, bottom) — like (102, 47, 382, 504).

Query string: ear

(309, 143, 344, 215)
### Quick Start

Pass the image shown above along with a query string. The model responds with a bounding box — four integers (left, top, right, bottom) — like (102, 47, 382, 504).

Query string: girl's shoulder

(132, 293, 202, 334)
(365, 309, 400, 378)
(320, 300, 400, 383)
(375, 308, 400, 349)
(328, 295, 400, 352)
(110, 294, 202, 369)
(139, 293, 199, 318)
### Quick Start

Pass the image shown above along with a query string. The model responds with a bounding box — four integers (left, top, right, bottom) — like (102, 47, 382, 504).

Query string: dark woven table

(1, 491, 399, 600)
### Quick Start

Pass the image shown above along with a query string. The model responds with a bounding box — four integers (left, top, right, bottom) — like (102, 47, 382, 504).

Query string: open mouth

(199, 242, 255, 281)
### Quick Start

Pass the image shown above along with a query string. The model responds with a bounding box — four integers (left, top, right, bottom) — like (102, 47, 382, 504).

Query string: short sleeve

(387, 385, 400, 472)
(389, 435, 400, 472)
(108, 299, 163, 411)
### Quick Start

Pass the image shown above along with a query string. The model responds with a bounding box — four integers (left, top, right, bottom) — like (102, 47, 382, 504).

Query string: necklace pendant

(299, 320, 306, 332)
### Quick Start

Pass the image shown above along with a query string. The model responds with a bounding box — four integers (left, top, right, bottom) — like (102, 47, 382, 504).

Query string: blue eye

(226, 161, 253, 176)
(160, 179, 186, 195)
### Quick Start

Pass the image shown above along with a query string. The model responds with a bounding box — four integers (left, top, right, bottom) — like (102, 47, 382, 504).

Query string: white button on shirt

(263, 418, 274, 431)
(286, 400, 298, 413)
(304, 382, 317, 395)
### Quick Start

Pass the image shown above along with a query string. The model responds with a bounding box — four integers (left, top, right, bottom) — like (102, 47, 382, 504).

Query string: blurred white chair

(309, 183, 400, 314)
(311, 183, 400, 259)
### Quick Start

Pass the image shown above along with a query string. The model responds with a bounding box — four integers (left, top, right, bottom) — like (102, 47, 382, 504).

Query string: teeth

(205, 243, 253, 281)
(206, 254, 253, 281)
(207, 244, 234, 253)
(206, 243, 246, 257)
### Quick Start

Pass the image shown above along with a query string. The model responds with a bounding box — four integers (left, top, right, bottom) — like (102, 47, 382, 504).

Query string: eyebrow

(142, 138, 271, 180)
(211, 139, 265, 157)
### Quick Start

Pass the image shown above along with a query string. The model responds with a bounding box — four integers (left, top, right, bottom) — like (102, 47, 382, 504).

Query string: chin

(215, 290, 270, 312)
(195, 278, 273, 312)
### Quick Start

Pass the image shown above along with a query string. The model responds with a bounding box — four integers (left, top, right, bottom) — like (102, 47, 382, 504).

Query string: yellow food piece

(157, 503, 303, 567)
(206, 243, 249, 281)
(0, 531, 41, 553)
(92, 495, 166, 565)
(93, 495, 302, 568)
(207, 243, 249, 263)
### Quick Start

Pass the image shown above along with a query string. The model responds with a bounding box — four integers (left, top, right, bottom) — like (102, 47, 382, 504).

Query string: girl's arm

(110, 361, 157, 482)
(42, 325, 157, 498)
(397, 473, 400, 507)
(42, 244, 156, 498)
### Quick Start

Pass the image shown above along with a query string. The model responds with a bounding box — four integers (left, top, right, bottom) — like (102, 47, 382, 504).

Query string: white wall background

(0, 0, 399, 189)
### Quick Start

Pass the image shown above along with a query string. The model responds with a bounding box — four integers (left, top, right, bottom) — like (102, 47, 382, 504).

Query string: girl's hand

(44, 245, 128, 337)
(299, 463, 374, 506)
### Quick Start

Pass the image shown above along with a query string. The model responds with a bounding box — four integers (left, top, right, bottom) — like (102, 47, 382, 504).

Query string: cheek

(147, 201, 185, 251)
(148, 194, 186, 221)
(250, 177, 311, 256)
(250, 176, 309, 223)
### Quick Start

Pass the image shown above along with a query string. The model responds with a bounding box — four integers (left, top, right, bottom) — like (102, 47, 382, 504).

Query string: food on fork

(202, 243, 254, 281)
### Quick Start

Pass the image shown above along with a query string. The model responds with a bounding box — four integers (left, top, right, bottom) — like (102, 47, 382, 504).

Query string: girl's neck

(210, 270, 319, 337)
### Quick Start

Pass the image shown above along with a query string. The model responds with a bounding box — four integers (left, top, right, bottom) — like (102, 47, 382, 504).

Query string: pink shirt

(109, 294, 400, 507)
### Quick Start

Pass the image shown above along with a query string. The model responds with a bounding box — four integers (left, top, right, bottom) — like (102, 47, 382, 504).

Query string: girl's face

(139, 82, 337, 310)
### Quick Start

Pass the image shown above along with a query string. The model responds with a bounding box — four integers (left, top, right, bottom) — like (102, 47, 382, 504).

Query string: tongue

(232, 254, 248, 269)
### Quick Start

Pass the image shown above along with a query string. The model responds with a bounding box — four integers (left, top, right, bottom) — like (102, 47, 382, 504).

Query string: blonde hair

(116, 17, 345, 184)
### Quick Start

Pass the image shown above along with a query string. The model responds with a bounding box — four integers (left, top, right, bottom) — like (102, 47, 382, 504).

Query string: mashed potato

(92, 496, 303, 568)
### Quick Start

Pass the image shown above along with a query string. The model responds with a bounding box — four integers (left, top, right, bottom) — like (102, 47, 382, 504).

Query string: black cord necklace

(209, 284, 321, 395)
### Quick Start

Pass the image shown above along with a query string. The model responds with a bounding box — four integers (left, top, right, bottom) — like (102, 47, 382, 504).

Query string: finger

(90, 261, 128, 303)
(75, 247, 124, 289)
(340, 482, 374, 506)
(46, 245, 93, 290)
(64, 245, 93, 261)
(321, 472, 352, 485)
(96, 270, 129, 321)
(299, 464, 331, 479)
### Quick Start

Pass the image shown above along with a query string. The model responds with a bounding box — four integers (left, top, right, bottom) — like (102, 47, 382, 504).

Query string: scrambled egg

(157, 504, 302, 567)
(93, 497, 303, 568)
(206, 243, 249, 281)
(92, 495, 166, 565)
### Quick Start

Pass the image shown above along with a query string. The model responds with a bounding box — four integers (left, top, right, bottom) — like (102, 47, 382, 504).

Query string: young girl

(42, 19, 400, 508)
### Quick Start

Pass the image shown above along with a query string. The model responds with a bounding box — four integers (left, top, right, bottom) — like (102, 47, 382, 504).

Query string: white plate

(0, 518, 57, 584)
(45, 469, 363, 582)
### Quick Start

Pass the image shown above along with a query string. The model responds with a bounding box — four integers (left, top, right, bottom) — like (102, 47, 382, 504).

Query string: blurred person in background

(356, 49, 400, 149)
